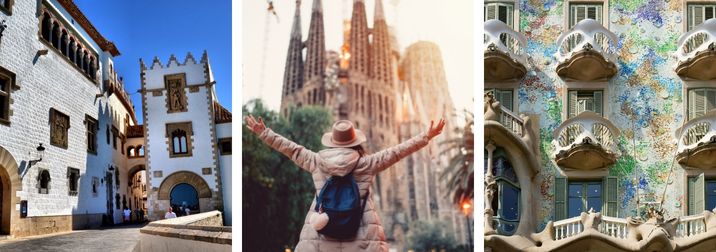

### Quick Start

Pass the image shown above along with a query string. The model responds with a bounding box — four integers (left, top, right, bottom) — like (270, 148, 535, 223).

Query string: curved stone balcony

(555, 19, 618, 82)
(552, 111, 620, 170)
(484, 19, 527, 82)
(486, 209, 716, 251)
(675, 19, 716, 80)
(675, 111, 716, 169)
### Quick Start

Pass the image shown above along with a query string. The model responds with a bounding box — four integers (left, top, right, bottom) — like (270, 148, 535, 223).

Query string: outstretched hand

(245, 114, 267, 135)
(427, 118, 446, 140)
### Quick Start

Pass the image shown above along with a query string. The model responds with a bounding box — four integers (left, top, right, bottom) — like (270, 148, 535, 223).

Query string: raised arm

(366, 119, 446, 174)
(245, 115, 319, 173)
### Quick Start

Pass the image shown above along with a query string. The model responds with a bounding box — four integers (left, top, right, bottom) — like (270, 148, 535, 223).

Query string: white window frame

(485, 0, 520, 31)
(563, 0, 609, 30)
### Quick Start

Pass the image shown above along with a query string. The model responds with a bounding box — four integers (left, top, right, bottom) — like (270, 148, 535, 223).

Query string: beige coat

(259, 128, 430, 252)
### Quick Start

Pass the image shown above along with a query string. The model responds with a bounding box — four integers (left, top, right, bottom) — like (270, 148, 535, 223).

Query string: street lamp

(461, 199, 473, 252)
(29, 143, 45, 166)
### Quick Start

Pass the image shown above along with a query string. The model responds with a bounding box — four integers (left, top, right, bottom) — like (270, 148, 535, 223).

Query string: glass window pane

(587, 198, 602, 212)
(501, 183, 520, 221)
(707, 195, 716, 211)
(568, 197, 583, 217)
(498, 5, 508, 24)
(569, 184, 582, 197)
(587, 184, 601, 197)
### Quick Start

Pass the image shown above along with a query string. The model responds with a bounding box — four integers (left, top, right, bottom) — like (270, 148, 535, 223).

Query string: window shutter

(593, 91, 603, 116)
(569, 90, 578, 118)
(554, 177, 567, 220)
(498, 90, 513, 112)
(587, 6, 597, 20)
(696, 173, 705, 214)
(603, 176, 618, 217)
(506, 5, 514, 28)
(695, 89, 707, 119)
(706, 89, 716, 113)
(570, 5, 576, 27)
(577, 6, 586, 24)
(486, 4, 497, 20)
(695, 6, 705, 28)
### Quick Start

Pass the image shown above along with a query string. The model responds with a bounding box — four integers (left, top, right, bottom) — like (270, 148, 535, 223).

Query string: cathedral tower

(281, 0, 304, 115)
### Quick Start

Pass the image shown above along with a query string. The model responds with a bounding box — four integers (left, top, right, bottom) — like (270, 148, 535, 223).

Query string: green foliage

(242, 99, 332, 251)
(440, 110, 474, 205)
(406, 219, 459, 252)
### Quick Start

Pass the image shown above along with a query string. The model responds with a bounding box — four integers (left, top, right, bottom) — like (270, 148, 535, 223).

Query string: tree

(440, 110, 474, 205)
(406, 219, 457, 252)
(242, 99, 333, 251)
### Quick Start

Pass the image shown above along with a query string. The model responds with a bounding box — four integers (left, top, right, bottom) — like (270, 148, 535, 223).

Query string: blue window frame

(567, 181, 602, 218)
(487, 148, 520, 235)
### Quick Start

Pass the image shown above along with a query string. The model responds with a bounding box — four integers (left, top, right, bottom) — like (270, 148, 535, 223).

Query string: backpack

(313, 161, 369, 239)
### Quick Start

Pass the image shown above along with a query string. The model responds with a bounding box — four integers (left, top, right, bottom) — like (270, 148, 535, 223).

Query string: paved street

(0, 224, 145, 252)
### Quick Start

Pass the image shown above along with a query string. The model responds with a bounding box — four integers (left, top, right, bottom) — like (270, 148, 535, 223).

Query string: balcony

(484, 93, 530, 143)
(552, 111, 620, 170)
(486, 208, 716, 251)
(675, 111, 716, 169)
(676, 19, 716, 80)
(555, 19, 618, 82)
(484, 19, 527, 82)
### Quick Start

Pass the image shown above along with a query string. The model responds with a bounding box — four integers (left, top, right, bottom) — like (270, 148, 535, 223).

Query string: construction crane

(259, 0, 279, 96)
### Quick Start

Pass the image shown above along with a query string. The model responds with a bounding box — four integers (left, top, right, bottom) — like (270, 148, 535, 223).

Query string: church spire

(304, 0, 325, 86)
(282, 0, 304, 98)
(371, 0, 392, 84)
(348, 0, 370, 76)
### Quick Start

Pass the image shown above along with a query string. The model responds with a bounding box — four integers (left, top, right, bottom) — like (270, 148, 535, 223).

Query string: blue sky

(74, 0, 232, 124)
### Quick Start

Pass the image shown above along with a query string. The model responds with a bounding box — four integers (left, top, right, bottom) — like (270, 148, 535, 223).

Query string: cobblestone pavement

(0, 224, 145, 252)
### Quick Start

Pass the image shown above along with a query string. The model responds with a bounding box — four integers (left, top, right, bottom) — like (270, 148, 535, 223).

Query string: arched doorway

(0, 146, 20, 235)
(157, 171, 212, 216)
(170, 183, 199, 216)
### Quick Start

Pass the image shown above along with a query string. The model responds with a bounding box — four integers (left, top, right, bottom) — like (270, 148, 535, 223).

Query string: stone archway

(158, 171, 212, 212)
(0, 146, 21, 235)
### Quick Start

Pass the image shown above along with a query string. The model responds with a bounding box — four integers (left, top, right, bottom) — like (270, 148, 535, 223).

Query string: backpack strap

(314, 158, 362, 212)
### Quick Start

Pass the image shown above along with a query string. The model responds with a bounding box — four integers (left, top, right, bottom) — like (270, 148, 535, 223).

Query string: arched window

(41, 13, 52, 42)
(76, 49, 83, 69)
(51, 22, 60, 48)
(172, 129, 188, 154)
(82, 52, 89, 75)
(127, 146, 135, 157)
(60, 30, 68, 56)
(138, 145, 145, 157)
(89, 57, 96, 79)
(68, 39, 76, 62)
(38, 170, 51, 194)
(170, 183, 199, 215)
(487, 148, 520, 236)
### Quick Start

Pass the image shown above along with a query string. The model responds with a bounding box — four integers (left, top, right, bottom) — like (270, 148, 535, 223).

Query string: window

(38, 170, 51, 194)
(138, 145, 145, 157)
(50, 108, 70, 148)
(112, 126, 118, 149)
(0, 66, 15, 125)
(67, 167, 79, 196)
(485, 89, 513, 112)
(569, 3, 603, 28)
(172, 130, 188, 154)
(38, 10, 98, 82)
(687, 173, 715, 215)
(166, 122, 193, 157)
(487, 148, 520, 236)
(688, 4, 716, 31)
(485, 2, 514, 27)
(128, 147, 135, 157)
(554, 176, 617, 219)
(106, 125, 110, 144)
(0, 0, 14, 15)
(85, 115, 98, 153)
(218, 138, 232, 155)
(687, 88, 716, 120)
(568, 90, 603, 118)
(92, 177, 99, 197)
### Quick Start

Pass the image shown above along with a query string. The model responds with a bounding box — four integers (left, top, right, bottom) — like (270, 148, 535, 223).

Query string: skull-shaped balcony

(675, 111, 716, 169)
(555, 19, 618, 82)
(484, 19, 527, 82)
(552, 111, 620, 170)
(675, 19, 716, 80)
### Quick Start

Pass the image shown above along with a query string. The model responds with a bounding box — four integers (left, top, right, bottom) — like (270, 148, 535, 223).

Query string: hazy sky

(242, 0, 474, 112)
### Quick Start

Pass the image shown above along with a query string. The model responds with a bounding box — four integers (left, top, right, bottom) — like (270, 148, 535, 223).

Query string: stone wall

(135, 211, 231, 252)
(11, 213, 102, 238)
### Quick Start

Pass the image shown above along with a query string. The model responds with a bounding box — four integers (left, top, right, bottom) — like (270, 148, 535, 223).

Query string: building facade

(0, 0, 231, 238)
(280, 0, 467, 249)
(139, 52, 232, 224)
(485, 0, 716, 251)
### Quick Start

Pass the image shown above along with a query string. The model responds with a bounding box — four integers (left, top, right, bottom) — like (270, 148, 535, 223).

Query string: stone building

(279, 0, 466, 249)
(485, 0, 716, 250)
(139, 52, 232, 224)
(0, 0, 231, 238)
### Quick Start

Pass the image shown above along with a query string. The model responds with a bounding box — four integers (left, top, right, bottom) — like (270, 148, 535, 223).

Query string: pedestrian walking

(245, 115, 445, 252)
(164, 207, 177, 219)
(123, 207, 131, 223)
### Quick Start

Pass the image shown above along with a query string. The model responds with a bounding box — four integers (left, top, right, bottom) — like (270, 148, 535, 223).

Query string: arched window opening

(41, 13, 52, 41)
(89, 58, 96, 79)
(128, 146, 135, 157)
(38, 170, 51, 194)
(51, 22, 60, 48)
(68, 39, 76, 62)
(170, 183, 199, 216)
(82, 52, 89, 75)
(60, 30, 68, 56)
(486, 147, 520, 236)
(76, 49, 83, 69)
(138, 145, 145, 157)
(172, 129, 188, 154)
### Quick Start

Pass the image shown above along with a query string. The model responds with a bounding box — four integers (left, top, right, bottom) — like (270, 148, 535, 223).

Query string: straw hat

(321, 120, 367, 148)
